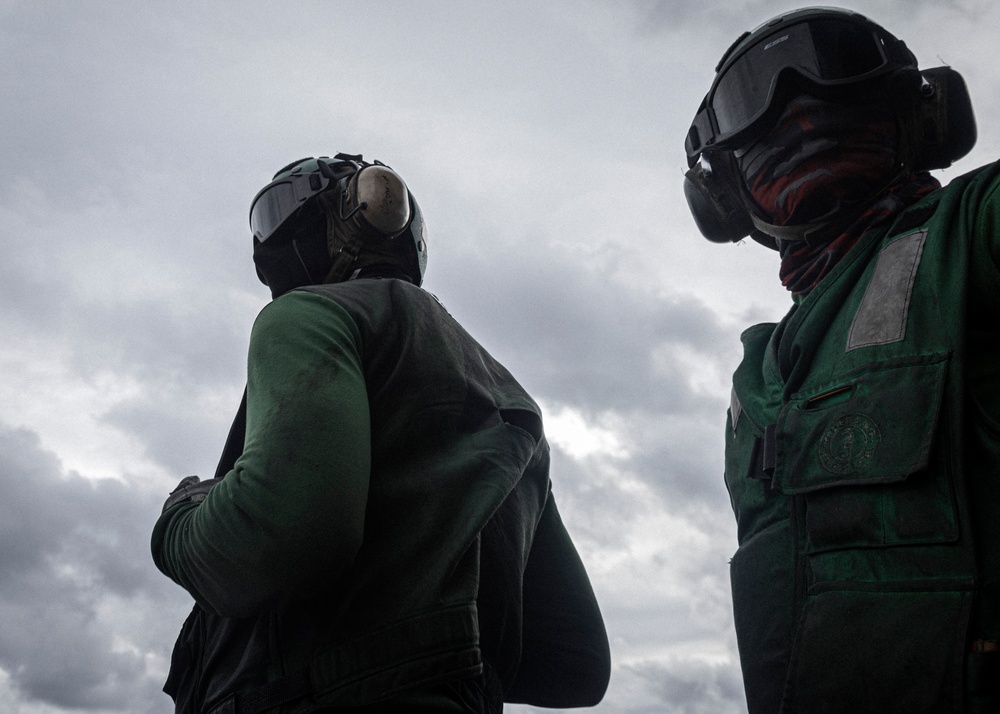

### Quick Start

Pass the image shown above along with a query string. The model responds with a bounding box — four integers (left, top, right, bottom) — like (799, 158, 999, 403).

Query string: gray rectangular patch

(846, 229, 927, 351)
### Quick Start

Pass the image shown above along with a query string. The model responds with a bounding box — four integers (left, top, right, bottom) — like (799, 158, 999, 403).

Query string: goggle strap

(716, 30, 751, 73)
(317, 158, 362, 182)
(686, 108, 715, 166)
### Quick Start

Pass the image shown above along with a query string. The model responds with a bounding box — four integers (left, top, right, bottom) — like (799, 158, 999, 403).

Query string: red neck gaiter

(737, 95, 940, 294)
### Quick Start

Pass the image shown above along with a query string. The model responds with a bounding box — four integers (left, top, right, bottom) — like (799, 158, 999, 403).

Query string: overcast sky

(1, 1, 997, 712)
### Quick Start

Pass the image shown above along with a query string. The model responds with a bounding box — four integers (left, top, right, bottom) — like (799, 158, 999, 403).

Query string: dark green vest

(163, 280, 550, 713)
(726, 164, 1000, 713)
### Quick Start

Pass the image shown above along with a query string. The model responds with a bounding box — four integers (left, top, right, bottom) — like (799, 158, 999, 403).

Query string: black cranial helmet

(682, 6, 976, 246)
(250, 153, 428, 297)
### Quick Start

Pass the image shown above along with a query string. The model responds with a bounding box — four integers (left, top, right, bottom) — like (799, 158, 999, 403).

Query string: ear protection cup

(882, 65, 977, 172)
(910, 66, 977, 171)
(349, 165, 412, 236)
(683, 154, 754, 243)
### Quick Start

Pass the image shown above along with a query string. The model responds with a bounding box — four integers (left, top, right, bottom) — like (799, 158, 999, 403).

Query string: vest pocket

(771, 353, 956, 552)
(784, 585, 972, 712)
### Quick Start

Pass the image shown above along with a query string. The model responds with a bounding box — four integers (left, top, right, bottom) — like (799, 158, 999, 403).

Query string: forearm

(151, 467, 365, 617)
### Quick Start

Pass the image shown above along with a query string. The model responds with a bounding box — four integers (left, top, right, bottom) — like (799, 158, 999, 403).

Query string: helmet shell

(250, 154, 429, 288)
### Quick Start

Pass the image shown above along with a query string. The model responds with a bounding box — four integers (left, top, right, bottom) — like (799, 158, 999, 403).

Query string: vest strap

(761, 424, 777, 477)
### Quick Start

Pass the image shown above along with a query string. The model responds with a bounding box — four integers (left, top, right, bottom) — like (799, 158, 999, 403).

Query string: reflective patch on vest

(817, 413, 882, 474)
(731, 387, 742, 433)
(846, 229, 928, 351)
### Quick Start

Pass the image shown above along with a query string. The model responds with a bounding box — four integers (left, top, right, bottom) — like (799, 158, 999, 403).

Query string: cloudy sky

(1, 1, 997, 711)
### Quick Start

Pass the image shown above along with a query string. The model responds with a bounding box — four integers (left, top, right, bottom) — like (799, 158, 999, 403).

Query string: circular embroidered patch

(818, 414, 881, 475)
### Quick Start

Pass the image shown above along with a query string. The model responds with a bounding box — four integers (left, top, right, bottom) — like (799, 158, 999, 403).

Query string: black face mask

(736, 94, 898, 228)
(252, 227, 333, 299)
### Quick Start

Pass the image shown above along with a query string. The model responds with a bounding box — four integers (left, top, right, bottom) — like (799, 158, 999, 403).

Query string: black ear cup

(910, 66, 977, 171)
(683, 159, 754, 243)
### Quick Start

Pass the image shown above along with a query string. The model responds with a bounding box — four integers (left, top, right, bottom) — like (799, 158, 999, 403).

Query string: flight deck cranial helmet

(250, 153, 428, 297)
(682, 6, 976, 246)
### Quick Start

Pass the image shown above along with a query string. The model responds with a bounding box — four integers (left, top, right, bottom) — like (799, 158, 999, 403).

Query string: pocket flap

(772, 353, 949, 495)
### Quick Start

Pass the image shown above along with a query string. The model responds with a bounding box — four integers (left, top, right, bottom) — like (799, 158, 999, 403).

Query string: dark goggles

(249, 156, 361, 243)
(685, 14, 914, 165)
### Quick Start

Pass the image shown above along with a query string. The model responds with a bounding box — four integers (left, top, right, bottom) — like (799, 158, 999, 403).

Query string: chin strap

(323, 230, 365, 284)
(318, 187, 366, 283)
(748, 212, 835, 247)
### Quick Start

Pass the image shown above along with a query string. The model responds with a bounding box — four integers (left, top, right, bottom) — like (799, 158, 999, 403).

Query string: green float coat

(725, 161, 1000, 713)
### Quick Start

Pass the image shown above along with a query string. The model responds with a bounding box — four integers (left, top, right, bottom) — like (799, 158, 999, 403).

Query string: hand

(161, 475, 222, 514)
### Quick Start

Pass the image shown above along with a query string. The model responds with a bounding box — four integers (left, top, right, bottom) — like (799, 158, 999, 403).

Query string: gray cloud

(100, 384, 243, 477)
(1, 1, 997, 712)
(629, 658, 746, 713)
(436, 238, 736, 415)
(0, 423, 190, 711)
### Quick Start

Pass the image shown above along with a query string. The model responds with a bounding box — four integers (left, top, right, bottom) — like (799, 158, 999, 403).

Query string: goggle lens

(706, 18, 892, 147)
(250, 181, 298, 243)
(250, 162, 352, 243)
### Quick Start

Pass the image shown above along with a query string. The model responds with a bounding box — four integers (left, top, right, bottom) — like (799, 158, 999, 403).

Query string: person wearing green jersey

(151, 153, 610, 714)
(683, 7, 999, 713)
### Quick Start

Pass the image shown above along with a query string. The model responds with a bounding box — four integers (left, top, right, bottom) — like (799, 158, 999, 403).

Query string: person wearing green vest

(151, 154, 611, 713)
(683, 7, 999, 713)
